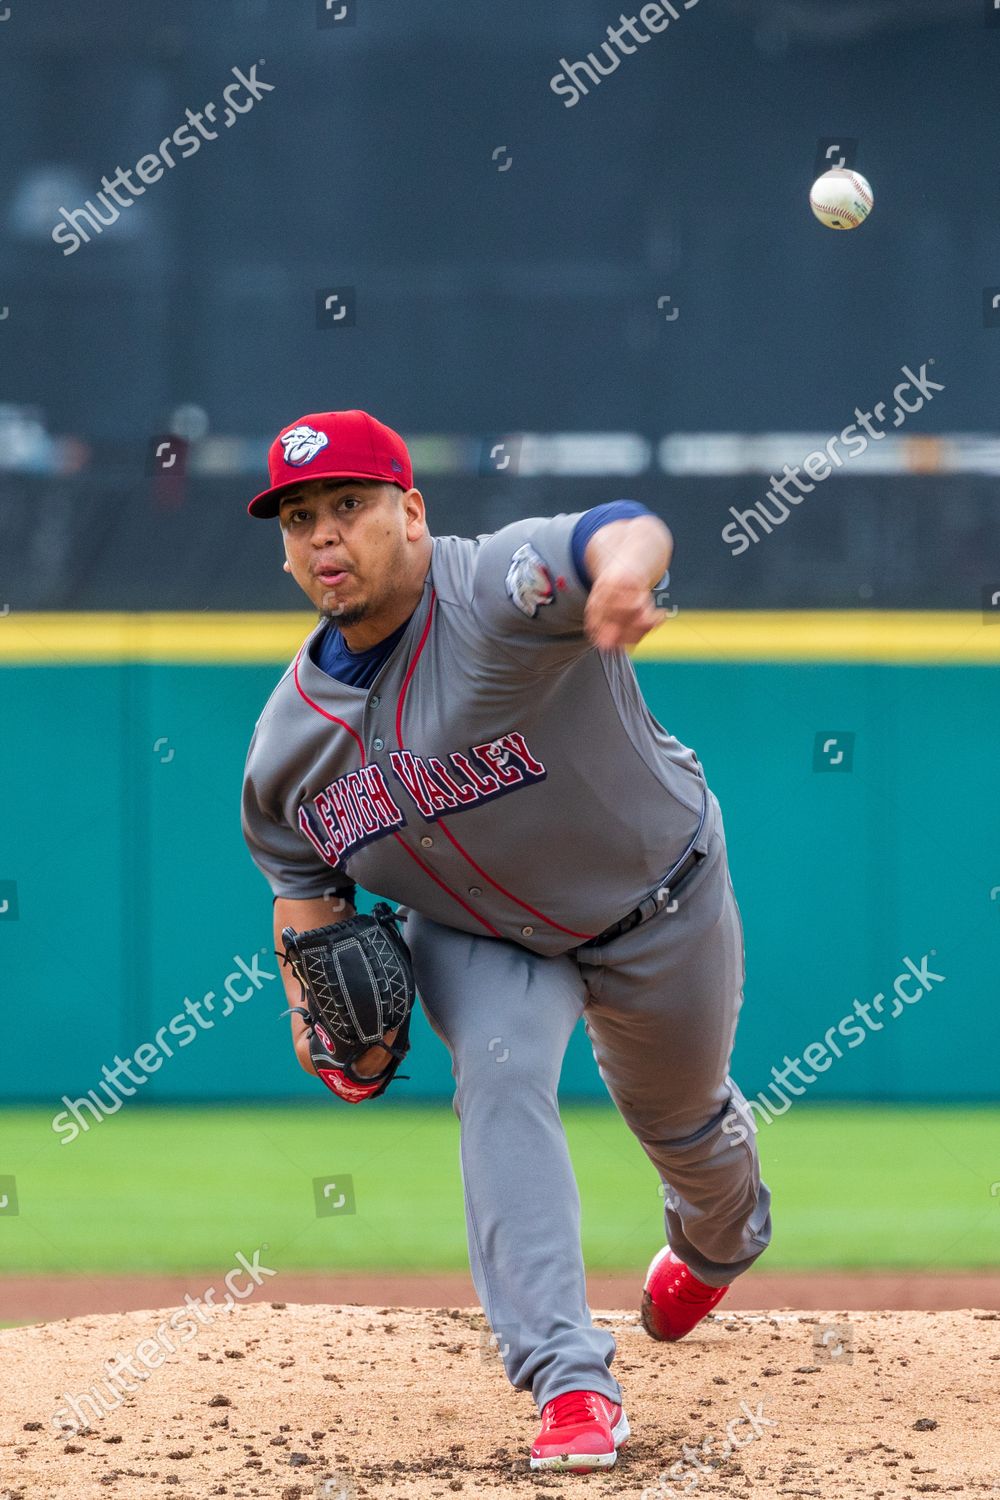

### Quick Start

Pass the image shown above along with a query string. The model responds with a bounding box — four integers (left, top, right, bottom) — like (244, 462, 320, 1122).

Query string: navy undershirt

(311, 500, 652, 688)
(569, 499, 649, 586)
(311, 611, 412, 690)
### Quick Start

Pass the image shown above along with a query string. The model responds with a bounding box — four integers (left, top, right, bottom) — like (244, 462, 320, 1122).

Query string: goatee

(320, 602, 368, 628)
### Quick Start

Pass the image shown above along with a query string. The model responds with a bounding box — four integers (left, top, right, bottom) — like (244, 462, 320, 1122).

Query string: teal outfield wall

(1, 659, 997, 1110)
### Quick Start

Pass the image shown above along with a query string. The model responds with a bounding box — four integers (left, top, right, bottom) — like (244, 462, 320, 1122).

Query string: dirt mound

(1, 1302, 997, 1498)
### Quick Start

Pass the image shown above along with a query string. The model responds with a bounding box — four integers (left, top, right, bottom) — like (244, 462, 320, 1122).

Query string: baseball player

(241, 409, 772, 1473)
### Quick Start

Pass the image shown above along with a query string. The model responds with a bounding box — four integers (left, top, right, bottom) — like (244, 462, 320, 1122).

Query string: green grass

(0, 1104, 997, 1275)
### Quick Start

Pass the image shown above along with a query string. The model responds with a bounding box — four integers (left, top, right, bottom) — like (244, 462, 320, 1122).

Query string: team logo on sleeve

(505, 542, 555, 618)
(281, 424, 330, 467)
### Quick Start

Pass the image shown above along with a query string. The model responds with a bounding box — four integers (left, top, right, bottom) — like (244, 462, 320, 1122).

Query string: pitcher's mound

(2, 1302, 997, 1498)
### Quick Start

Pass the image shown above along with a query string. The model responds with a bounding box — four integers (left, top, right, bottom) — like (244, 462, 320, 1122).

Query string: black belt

(586, 792, 709, 948)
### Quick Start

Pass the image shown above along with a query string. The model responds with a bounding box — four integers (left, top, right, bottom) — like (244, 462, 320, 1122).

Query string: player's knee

(641, 1096, 742, 1163)
(454, 1044, 560, 1112)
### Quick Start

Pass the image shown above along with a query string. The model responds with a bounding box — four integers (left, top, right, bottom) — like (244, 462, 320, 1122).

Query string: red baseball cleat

(641, 1246, 730, 1341)
(529, 1390, 630, 1472)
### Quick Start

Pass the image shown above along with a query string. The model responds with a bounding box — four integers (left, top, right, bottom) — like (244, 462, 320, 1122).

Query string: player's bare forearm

(274, 894, 355, 1075)
(273, 894, 399, 1079)
(582, 515, 674, 651)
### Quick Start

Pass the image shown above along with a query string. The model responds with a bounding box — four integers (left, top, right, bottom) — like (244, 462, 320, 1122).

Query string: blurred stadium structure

(1, 0, 997, 612)
(3, 470, 999, 608)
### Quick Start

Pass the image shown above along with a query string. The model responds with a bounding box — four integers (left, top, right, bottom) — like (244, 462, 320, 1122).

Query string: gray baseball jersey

(241, 512, 709, 957)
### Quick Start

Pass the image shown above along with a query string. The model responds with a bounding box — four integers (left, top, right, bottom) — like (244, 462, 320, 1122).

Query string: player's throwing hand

(581, 514, 674, 651)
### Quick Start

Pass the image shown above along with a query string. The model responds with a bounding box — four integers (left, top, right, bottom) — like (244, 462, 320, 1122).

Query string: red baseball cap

(248, 409, 413, 518)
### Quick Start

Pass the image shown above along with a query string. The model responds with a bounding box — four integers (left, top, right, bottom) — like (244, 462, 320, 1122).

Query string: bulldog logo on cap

(281, 424, 330, 467)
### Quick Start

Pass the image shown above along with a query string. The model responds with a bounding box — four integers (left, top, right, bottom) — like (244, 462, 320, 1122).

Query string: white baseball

(809, 168, 874, 231)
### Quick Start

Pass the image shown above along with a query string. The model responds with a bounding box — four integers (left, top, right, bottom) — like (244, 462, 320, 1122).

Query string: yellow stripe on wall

(0, 613, 314, 664)
(0, 611, 997, 664)
(632, 611, 1000, 664)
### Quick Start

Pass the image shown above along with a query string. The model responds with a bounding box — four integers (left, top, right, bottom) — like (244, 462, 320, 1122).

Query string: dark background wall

(0, 0, 995, 445)
(2, 473, 999, 610)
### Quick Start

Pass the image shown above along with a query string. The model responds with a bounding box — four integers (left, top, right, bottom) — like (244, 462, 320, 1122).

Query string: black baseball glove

(280, 902, 415, 1103)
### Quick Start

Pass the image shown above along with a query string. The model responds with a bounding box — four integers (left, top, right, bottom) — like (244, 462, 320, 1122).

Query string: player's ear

(283, 560, 291, 572)
(401, 487, 426, 539)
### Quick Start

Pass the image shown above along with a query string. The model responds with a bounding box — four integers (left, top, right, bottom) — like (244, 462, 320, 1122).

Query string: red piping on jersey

(395, 595, 437, 748)
(293, 627, 501, 938)
(293, 648, 367, 761)
(435, 821, 593, 938)
(393, 837, 502, 937)
(394, 593, 594, 941)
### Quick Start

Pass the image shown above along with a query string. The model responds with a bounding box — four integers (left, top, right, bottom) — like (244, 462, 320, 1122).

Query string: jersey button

(468, 886, 482, 897)
(370, 694, 380, 707)
(420, 836, 433, 848)
(521, 925, 534, 937)
(372, 736, 385, 752)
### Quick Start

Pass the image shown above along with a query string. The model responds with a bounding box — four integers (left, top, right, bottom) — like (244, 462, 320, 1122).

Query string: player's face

(279, 478, 426, 627)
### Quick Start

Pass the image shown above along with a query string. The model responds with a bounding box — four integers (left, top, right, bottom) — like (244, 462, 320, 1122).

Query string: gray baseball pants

(405, 789, 772, 1413)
